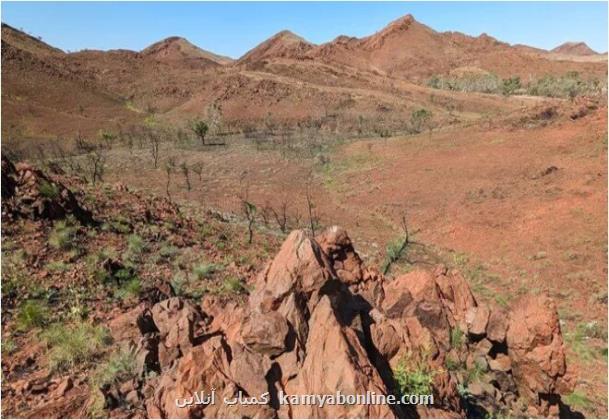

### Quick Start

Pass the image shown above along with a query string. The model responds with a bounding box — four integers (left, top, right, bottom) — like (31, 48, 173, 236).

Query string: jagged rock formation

(1, 155, 93, 224)
(107, 226, 574, 418)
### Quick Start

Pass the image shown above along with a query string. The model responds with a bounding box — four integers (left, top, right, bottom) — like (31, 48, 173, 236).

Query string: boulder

(283, 297, 395, 419)
(1, 157, 93, 223)
(240, 311, 289, 356)
(488, 354, 512, 372)
(150, 297, 202, 369)
(146, 335, 275, 419)
(486, 310, 508, 343)
(506, 295, 574, 413)
(315, 225, 364, 284)
(466, 304, 490, 338)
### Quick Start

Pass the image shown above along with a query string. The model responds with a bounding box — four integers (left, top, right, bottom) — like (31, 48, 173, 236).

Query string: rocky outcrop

(1, 155, 93, 224)
(506, 295, 575, 417)
(103, 226, 574, 418)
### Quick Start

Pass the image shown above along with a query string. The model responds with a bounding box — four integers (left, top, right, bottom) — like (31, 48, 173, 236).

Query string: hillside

(237, 30, 314, 64)
(552, 41, 599, 56)
(141, 36, 233, 65)
(1, 14, 606, 141)
(1, 156, 580, 418)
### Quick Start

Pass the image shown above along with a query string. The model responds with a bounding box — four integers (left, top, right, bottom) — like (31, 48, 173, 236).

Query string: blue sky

(2, 2, 607, 58)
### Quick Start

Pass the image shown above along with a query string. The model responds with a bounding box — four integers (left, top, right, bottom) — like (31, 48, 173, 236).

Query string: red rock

(486, 310, 508, 343)
(506, 295, 574, 413)
(489, 354, 512, 372)
(466, 304, 490, 337)
(283, 297, 395, 419)
(240, 311, 289, 356)
(151, 297, 202, 369)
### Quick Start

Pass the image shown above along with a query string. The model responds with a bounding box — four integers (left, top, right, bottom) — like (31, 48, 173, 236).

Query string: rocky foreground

(131, 229, 574, 418)
(1, 156, 576, 418)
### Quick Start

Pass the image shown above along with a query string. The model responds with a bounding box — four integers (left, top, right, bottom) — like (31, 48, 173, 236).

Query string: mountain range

(2, 14, 606, 139)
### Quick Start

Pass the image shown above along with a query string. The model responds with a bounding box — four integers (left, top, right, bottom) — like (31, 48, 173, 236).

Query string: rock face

(506, 295, 574, 417)
(104, 226, 574, 418)
(1, 155, 93, 223)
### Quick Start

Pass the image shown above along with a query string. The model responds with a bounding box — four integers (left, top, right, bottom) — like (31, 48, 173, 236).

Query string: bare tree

(165, 157, 176, 199)
(304, 174, 319, 236)
(270, 200, 290, 233)
(206, 102, 223, 138)
(180, 162, 191, 191)
(381, 214, 412, 275)
(191, 162, 203, 182)
(239, 173, 257, 244)
(145, 128, 161, 169)
(74, 134, 108, 185)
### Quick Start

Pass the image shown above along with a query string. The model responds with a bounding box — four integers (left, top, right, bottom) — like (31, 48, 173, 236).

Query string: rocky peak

(238, 29, 314, 64)
(552, 41, 598, 56)
(141, 36, 232, 64)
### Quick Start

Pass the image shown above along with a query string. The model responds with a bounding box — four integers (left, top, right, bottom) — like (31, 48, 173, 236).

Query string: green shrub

(46, 260, 70, 272)
(170, 273, 187, 296)
(126, 234, 146, 256)
(501, 76, 521, 96)
(192, 262, 222, 280)
(39, 180, 60, 199)
(16, 300, 49, 331)
(89, 348, 138, 416)
(104, 216, 131, 234)
(114, 277, 141, 300)
(123, 234, 146, 263)
(393, 351, 435, 395)
(91, 347, 137, 389)
(410, 108, 433, 134)
(526, 73, 606, 99)
(444, 356, 461, 372)
(42, 321, 110, 371)
(428, 71, 606, 99)
(159, 244, 179, 260)
(450, 326, 465, 348)
(221, 276, 246, 294)
(563, 390, 592, 411)
(427, 73, 500, 94)
(49, 219, 78, 251)
(2, 337, 17, 355)
(465, 360, 487, 385)
(381, 236, 408, 275)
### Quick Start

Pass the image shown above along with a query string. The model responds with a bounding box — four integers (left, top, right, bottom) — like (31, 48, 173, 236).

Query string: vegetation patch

(49, 219, 78, 251)
(393, 350, 437, 396)
(16, 299, 49, 331)
(42, 320, 110, 371)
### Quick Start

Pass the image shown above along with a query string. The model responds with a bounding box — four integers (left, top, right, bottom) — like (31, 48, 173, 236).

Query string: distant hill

(237, 30, 314, 64)
(141, 36, 233, 65)
(551, 42, 599, 56)
(1, 16, 606, 140)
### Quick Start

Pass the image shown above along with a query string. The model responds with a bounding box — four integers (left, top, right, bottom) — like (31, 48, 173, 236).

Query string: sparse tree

(190, 120, 208, 145)
(304, 174, 319, 236)
(86, 144, 107, 185)
(165, 157, 176, 199)
(75, 133, 107, 185)
(146, 128, 161, 168)
(381, 214, 413, 275)
(180, 162, 191, 191)
(191, 162, 203, 182)
(206, 102, 223, 138)
(99, 130, 116, 148)
(270, 199, 290, 233)
(239, 173, 257, 244)
(410, 108, 433, 134)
